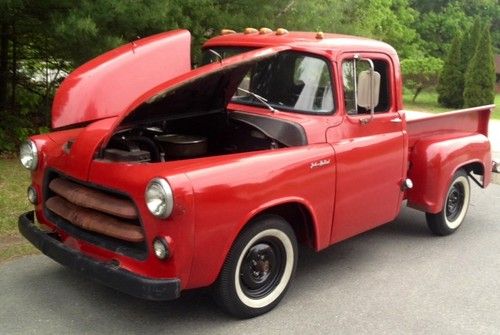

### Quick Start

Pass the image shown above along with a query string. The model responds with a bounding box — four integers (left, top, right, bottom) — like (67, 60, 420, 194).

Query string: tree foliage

(0, 0, 499, 153)
(463, 25, 496, 107)
(461, 18, 483, 73)
(402, 57, 443, 102)
(437, 33, 464, 108)
(412, 0, 499, 57)
(414, 3, 472, 59)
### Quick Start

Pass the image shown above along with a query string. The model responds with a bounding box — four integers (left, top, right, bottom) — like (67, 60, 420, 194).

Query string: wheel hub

(446, 183, 464, 221)
(239, 239, 285, 298)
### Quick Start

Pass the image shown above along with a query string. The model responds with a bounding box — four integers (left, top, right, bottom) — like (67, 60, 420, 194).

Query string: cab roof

(203, 30, 397, 56)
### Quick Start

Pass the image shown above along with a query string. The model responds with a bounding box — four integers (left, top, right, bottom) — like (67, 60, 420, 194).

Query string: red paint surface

(52, 30, 192, 129)
(27, 30, 494, 292)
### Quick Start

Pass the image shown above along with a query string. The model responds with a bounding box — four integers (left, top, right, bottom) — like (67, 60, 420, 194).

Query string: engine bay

(100, 112, 285, 163)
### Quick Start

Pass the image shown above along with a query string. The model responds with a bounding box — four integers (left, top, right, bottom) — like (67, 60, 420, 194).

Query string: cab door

(328, 53, 406, 244)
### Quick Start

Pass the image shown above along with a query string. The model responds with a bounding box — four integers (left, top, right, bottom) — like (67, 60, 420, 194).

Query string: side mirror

(357, 70, 380, 110)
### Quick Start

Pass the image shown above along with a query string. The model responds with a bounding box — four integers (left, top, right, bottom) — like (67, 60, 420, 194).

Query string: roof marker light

(221, 29, 236, 35)
(316, 31, 324, 39)
(276, 28, 289, 35)
(244, 27, 258, 34)
(259, 27, 273, 34)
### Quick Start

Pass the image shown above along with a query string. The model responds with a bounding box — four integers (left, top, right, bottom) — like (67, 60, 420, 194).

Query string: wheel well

(459, 162, 484, 176)
(458, 162, 485, 187)
(255, 203, 316, 249)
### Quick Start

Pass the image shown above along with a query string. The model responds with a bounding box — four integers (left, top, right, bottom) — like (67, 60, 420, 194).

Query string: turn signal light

(153, 237, 170, 260)
(27, 186, 38, 205)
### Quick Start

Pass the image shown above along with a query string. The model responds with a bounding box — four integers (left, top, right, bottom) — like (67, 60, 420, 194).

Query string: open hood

(52, 30, 192, 129)
(116, 45, 291, 127)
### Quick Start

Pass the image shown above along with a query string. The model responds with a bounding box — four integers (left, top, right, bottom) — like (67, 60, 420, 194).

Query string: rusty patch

(46, 196, 144, 243)
(49, 178, 138, 219)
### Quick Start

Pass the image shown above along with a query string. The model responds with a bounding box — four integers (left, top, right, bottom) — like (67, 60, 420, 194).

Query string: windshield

(231, 52, 334, 114)
(201, 47, 254, 65)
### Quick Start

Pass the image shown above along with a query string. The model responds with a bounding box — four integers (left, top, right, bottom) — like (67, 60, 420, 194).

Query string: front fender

(184, 144, 335, 289)
(407, 133, 491, 213)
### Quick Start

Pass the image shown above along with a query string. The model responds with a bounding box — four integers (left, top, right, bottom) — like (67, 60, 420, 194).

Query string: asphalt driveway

(489, 119, 500, 159)
(1, 182, 499, 334)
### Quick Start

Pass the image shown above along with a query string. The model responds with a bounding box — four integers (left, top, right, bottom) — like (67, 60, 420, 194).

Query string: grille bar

(46, 196, 145, 243)
(49, 177, 138, 219)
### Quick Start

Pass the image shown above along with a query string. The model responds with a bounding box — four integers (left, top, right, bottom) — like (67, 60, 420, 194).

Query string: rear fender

(407, 133, 491, 213)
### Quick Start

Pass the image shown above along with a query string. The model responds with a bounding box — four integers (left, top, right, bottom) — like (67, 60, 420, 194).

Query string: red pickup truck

(18, 29, 498, 318)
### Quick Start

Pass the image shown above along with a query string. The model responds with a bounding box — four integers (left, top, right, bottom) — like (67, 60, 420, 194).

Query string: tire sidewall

(443, 173, 470, 230)
(234, 228, 295, 309)
(215, 215, 298, 318)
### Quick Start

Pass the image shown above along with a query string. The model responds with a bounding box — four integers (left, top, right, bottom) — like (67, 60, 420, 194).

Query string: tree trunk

(412, 86, 423, 103)
(11, 23, 17, 110)
(0, 23, 9, 112)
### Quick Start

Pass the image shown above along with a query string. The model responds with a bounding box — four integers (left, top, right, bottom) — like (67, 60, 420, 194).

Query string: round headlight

(145, 178, 173, 218)
(19, 140, 38, 170)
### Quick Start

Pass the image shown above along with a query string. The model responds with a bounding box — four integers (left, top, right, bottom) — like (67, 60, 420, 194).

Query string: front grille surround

(42, 169, 148, 260)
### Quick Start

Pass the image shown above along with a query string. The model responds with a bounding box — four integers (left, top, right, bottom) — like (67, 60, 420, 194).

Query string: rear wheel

(213, 215, 298, 318)
(426, 169, 470, 236)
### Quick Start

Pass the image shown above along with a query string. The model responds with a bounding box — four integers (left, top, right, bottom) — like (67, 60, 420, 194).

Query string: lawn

(403, 90, 500, 119)
(0, 159, 38, 263)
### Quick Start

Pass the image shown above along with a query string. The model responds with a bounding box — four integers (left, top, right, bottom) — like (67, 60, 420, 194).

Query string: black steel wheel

(213, 215, 298, 318)
(426, 169, 470, 236)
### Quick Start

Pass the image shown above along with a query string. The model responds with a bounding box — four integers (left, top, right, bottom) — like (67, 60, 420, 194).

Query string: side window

(342, 58, 391, 115)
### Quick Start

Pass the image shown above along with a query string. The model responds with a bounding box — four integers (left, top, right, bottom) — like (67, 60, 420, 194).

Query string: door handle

(390, 117, 402, 123)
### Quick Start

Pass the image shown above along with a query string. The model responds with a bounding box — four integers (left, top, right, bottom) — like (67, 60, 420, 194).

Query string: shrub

(437, 33, 464, 108)
(402, 57, 443, 102)
(463, 25, 496, 107)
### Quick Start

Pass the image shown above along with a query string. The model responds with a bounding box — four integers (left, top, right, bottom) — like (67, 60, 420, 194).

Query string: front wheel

(426, 169, 471, 236)
(213, 215, 298, 318)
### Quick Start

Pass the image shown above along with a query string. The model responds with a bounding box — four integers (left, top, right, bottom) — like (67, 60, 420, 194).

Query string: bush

(402, 57, 443, 102)
(0, 115, 47, 155)
(437, 33, 464, 108)
(463, 25, 496, 107)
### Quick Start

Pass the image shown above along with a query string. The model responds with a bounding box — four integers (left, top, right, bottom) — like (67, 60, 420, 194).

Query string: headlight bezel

(19, 140, 38, 171)
(145, 178, 174, 219)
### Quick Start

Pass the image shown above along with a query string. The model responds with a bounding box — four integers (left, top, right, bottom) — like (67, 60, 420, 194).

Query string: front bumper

(18, 211, 180, 301)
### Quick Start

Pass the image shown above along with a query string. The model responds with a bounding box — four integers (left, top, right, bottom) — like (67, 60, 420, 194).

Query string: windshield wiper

(236, 87, 278, 113)
(208, 49, 223, 63)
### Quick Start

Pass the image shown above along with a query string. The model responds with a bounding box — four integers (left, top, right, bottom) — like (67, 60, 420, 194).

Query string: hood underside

(118, 46, 290, 127)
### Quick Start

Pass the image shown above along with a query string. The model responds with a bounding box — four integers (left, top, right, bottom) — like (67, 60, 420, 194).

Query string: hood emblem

(310, 159, 331, 169)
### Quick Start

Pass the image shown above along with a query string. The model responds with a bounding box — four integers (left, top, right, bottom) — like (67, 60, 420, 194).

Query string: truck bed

(405, 105, 494, 149)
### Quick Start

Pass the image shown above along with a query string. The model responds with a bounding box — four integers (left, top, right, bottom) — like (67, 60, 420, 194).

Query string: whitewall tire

(426, 169, 471, 236)
(213, 215, 298, 318)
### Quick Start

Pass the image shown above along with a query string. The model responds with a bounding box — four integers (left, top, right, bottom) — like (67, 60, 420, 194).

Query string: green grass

(1, 243, 37, 264)
(0, 159, 38, 263)
(403, 90, 500, 119)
